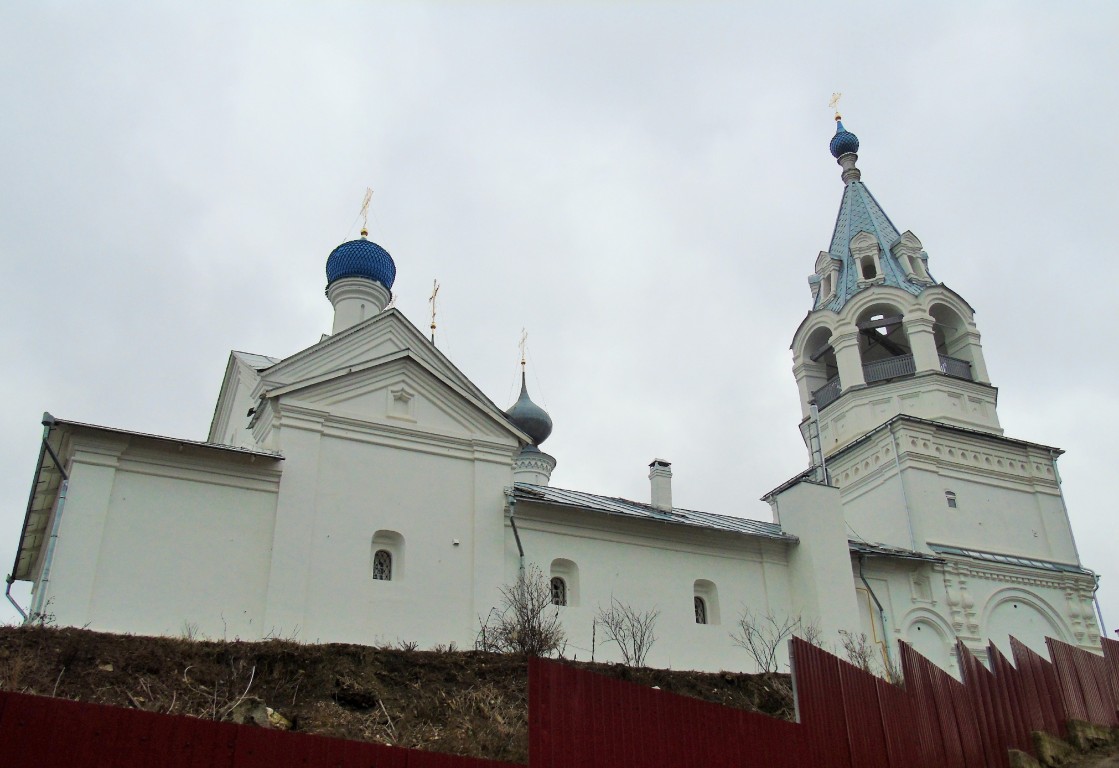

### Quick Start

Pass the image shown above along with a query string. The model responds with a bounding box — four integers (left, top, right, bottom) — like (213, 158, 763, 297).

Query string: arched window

(693, 580, 719, 625)
(550, 558, 579, 606)
(371, 529, 404, 581)
(945, 490, 958, 509)
(550, 577, 567, 606)
(850, 231, 883, 285)
(372, 549, 393, 580)
(860, 253, 877, 280)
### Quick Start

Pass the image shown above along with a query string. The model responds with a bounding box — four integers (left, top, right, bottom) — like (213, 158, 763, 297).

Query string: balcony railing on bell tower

(811, 355, 972, 411)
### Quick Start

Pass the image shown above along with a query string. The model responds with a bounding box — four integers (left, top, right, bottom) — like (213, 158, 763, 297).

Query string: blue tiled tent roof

(816, 181, 933, 311)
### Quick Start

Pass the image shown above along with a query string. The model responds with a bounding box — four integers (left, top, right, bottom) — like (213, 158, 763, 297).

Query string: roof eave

(513, 484, 795, 544)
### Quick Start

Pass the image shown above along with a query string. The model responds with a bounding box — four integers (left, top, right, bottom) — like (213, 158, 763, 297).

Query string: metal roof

(52, 419, 284, 458)
(233, 351, 281, 371)
(929, 543, 1093, 576)
(849, 539, 943, 563)
(11, 418, 283, 583)
(513, 483, 793, 541)
(818, 179, 931, 312)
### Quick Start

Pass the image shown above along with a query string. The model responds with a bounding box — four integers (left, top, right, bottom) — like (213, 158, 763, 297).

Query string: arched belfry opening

(929, 302, 978, 381)
(804, 326, 840, 409)
(856, 304, 914, 384)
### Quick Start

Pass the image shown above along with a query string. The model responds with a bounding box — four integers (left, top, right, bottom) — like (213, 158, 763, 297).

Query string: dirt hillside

(0, 626, 793, 763)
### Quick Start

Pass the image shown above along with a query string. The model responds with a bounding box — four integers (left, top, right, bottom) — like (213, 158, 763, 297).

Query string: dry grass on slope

(0, 625, 793, 763)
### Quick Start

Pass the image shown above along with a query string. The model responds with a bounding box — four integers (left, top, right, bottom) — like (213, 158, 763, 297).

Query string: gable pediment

(269, 351, 525, 443)
(257, 310, 496, 413)
(814, 250, 840, 273)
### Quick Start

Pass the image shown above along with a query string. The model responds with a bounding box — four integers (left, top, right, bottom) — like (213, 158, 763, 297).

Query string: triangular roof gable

(261, 309, 492, 406)
(207, 351, 277, 443)
(258, 310, 527, 441)
(266, 349, 529, 443)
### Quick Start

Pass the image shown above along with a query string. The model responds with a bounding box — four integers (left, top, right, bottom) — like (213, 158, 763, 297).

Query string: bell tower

(791, 115, 997, 462)
(779, 112, 1099, 660)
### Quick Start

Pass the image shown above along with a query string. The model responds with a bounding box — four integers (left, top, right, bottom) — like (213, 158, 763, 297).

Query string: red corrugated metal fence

(4, 634, 1119, 766)
(0, 689, 520, 768)
(530, 634, 1119, 768)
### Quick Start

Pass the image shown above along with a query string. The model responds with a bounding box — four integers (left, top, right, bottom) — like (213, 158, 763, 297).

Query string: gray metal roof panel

(513, 483, 791, 540)
(929, 543, 1092, 576)
(55, 419, 284, 458)
(849, 539, 943, 563)
(232, 351, 281, 371)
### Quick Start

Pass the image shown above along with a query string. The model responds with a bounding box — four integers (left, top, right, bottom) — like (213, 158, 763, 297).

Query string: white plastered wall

(288, 428, 513, 647)
(35, 435, 281, 639)
(769, 480, 860, 648)
(506, 503, 794, 672)
(831, 422, 1079, 565)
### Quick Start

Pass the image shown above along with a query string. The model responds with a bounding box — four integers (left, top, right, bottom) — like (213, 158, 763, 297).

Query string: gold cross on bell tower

(518, 328, 528, 372)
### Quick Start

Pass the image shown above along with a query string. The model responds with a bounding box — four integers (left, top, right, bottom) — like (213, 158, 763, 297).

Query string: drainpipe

(27, 414, 70, 620)
(5, 576, 27, 622)
(505, 488, 525, 575)
(809, 404, 828, 485)
(31, 478, 68, 619)
(1092, 574, 1107, 641)
(858, 554, 896, 673)
(888, 422, 918, 552)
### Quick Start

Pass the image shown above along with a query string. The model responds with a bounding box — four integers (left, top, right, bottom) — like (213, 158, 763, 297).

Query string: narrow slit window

(550, 577, 567, 606)
(372, 549, 393, 580)
(694, 596, 707, 625)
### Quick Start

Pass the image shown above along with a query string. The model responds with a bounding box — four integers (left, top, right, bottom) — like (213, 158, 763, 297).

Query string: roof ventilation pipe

(649, 459, 673, 511)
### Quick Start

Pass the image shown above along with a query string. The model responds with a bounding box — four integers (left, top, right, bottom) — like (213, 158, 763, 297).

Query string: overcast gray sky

(2, 2, 1117, 640)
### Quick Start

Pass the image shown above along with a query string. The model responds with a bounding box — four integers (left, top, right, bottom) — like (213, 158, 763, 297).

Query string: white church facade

(8, 117, 1102, 675)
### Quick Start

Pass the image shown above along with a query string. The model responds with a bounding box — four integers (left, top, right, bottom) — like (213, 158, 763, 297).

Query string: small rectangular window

(945, 491, 957, 509)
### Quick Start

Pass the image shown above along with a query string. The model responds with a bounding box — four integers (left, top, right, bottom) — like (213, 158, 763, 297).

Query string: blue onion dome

(505, 373, 553, 446)
(829, 119, 860, 158)
(325, 233, 397, 289)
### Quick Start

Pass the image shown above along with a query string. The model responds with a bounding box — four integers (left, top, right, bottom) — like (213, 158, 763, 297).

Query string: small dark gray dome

(505, 373, 552, 445)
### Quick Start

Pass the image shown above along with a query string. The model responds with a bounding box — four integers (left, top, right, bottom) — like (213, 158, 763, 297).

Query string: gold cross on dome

(359, 187, 373, 234)
(519, 329, 528, 370)
(829, 92, 843, 119)
(428, 279, 440, 343)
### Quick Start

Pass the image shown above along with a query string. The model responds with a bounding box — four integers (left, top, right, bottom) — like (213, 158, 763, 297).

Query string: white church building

(8, 116, 1102, 675)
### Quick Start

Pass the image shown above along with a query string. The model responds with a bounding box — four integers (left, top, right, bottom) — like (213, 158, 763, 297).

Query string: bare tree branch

(475, 565, 567, 657)
(730, 609, 805, 674)
(595, 598, 659, 667)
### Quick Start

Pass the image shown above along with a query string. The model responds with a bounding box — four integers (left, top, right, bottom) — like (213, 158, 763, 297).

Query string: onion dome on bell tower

(326, 191, 397, 335)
